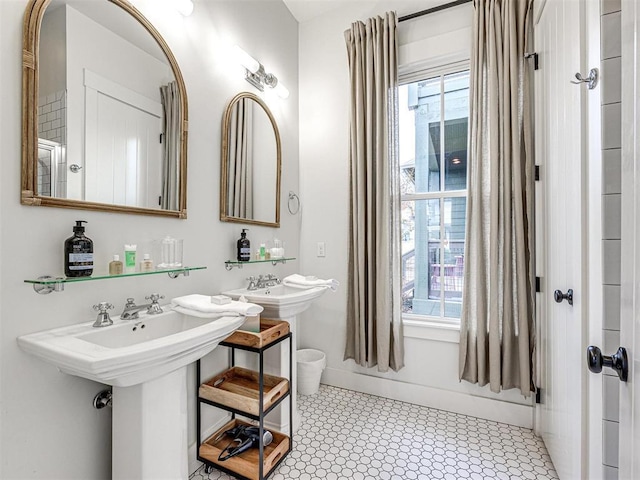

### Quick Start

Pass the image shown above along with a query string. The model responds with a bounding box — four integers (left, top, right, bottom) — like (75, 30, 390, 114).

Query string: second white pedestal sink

(18, 309, 245, 479)
(222, 283, 329, 433)
(222, 284, 327, 318)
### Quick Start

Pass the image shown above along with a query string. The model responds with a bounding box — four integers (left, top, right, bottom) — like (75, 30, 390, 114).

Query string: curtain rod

(398, 0, 473, 22)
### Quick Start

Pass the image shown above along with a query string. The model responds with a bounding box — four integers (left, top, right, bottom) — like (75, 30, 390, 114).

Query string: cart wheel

(204, 465, 214, 474)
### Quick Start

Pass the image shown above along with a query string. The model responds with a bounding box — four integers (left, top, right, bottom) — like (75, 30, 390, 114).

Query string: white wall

(39, 4, 66, 98)
(298, 0, 533, 426)
(252, 102, 278, 223)
(0, 1, 298, 478)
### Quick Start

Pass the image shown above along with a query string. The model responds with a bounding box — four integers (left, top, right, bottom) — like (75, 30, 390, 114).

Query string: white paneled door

(83, 70, 163, 208)
(534, 0, 586, 478)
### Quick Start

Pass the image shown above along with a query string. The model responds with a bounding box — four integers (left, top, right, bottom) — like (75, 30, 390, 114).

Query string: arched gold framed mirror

(220, 92, 282, 228)
(22, 0, 189, 218)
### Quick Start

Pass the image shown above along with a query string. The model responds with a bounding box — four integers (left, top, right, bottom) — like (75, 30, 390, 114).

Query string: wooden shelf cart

(197, 319, 293, 480)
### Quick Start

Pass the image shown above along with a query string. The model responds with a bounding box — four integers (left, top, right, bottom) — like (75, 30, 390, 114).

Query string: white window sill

(402, 317, 461, 343)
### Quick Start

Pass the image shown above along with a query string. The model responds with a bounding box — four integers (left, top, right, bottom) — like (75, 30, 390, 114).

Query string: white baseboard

(322, 367, 533, 429)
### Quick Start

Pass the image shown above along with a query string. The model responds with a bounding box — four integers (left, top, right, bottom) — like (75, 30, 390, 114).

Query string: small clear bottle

(109, 255, 123, 275)
(140, 253, 154, 272)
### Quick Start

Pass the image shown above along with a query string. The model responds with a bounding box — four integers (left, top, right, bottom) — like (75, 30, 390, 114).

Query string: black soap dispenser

(64, 220, 94, 277)
(237, 229, 251, 262)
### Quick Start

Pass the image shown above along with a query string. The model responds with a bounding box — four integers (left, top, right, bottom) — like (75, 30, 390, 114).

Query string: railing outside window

(399, 69, 470, 323)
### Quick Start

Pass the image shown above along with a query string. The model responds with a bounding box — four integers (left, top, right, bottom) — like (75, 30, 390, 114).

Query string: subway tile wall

(601, 0, 621, 477)
(38, 90, 66, 144)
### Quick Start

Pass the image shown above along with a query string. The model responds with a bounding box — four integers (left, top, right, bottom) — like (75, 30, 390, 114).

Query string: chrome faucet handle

(145, 293, 165, 303)
(145, 293, 164, 315)
(124, 297, 136, 308)
(263, 273, 280, 286)
(246, 276, 258, 290)
(92, 302, 114, 328)
(93, 302, 114, 312)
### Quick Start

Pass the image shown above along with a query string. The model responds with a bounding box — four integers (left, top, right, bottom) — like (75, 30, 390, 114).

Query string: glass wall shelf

(24, 266, 207, 294)
(224, 257, 295, 271)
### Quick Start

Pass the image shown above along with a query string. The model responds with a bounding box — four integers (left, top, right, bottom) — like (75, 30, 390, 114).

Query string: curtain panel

(344, 11, 404, 373)
(459, 0, 535, 396)
(160, 81, 180, 211)
(228, 98, 254, 218)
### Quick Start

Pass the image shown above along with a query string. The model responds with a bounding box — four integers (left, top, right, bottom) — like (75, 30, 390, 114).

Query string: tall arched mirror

(220, 93, 281, 227)
(22, 0, 188, 218)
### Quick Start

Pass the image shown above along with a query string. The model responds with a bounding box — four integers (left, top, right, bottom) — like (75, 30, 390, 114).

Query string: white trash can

(297, 349, 326, 395)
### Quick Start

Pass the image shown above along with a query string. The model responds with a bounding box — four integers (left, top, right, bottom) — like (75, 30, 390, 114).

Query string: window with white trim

(399, 66, 470, 325)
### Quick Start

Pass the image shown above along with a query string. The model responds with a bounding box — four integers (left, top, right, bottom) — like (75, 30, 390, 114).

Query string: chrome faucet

(120, 294, 164, 320)
(246, 276, 258, 291)
(246, 274, 281, 290)
(93, 302, 114, 327)
(256, 274, 280, 289)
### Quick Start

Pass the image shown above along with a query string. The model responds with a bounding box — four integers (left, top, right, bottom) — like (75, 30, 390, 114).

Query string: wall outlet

(317, 242, 326, 257)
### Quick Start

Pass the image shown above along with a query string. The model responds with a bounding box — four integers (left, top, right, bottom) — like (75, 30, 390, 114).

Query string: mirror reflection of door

(37, 139, 65, 198)
(83, 70, 163, 207)
(222, 93, 281, 227)
(37, 1, 178, 210)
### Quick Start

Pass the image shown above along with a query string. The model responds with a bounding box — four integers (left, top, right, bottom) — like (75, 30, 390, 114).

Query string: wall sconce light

(174, 0, 194, 16)
(233, 46, 290, 99)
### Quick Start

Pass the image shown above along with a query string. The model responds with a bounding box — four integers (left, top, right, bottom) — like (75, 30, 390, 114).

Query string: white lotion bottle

(140, 253, 154, 272)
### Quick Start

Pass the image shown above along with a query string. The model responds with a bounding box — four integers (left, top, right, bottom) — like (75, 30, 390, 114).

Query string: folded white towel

(171, 294, 263, 318)
(282, 274, 339, 292)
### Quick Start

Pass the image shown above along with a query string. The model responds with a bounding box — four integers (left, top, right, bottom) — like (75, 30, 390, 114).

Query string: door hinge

(535, 276, 541, 293)
(535, 165, 540, 181)
(535, 388, 542, 404)
(525, 52, 539, 70)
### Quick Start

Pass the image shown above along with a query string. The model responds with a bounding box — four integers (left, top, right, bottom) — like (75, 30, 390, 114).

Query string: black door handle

(586, 346, 628, 382)
(554, 289, 573, 305)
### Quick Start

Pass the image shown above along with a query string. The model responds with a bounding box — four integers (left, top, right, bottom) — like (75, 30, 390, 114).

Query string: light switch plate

(317, 242, 326, 257)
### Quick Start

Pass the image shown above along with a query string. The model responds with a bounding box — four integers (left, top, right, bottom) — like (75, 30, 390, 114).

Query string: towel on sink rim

(281, 274, 339, 292)
(170, 294, 263, 318)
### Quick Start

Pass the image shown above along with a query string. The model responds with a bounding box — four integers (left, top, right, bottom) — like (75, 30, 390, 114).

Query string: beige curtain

(228, 98, 253, 218)
(344, 11, 404, 373)
(459, 0, 535, 396)
(160, 81, 180, 210)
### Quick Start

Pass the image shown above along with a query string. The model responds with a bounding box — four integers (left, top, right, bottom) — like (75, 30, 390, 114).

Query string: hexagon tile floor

(191, 385, 558, 480)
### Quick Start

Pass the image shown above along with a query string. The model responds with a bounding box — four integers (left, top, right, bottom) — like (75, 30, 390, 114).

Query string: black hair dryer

(218, 425, 273, 461)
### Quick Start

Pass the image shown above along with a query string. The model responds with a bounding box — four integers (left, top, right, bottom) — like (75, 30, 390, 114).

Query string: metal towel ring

(287, 191, 300, 215)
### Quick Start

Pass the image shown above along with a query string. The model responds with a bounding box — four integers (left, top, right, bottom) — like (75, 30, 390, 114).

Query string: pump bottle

(64, 220, 94, 277)
(237, 229, 251, 262)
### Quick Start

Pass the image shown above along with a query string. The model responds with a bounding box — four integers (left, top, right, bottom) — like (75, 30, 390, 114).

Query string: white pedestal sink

(18, 309, 245, 480)
(222, 284, 329, 433)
